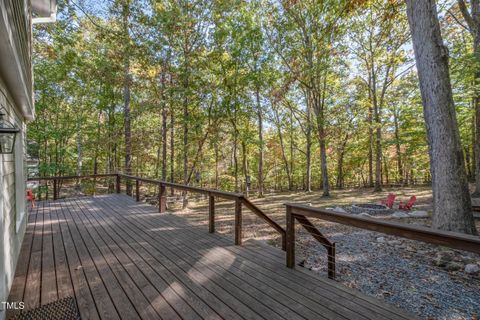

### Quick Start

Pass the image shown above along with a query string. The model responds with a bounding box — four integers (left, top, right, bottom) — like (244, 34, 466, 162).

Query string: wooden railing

(285, 203, 480, 280)
(28, 173, 286, 250)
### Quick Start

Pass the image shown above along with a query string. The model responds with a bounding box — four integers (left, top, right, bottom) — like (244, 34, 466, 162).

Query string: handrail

(118, 173, 243, 200)
(285, 203, 480, 279)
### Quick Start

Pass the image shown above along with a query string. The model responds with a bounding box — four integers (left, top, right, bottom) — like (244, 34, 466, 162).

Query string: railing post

(286, 205, 295, 268)
(235, 197, 242, 245)
(209, 194, 215, 233)
(159, 183, 166, 213)
(116, 175, 121, 193)
(135, 179, 140, 202)
(328, 243, 336, 280)
(53, 179, 58, 201)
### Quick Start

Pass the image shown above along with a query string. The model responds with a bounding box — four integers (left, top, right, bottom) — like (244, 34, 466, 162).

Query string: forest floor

(164, 185, 480, 320)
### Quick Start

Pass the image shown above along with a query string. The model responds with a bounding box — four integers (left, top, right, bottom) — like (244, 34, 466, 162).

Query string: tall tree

(406, 0, 477, 234)
(121, 0, 133, 195)
(268, 0, 348, 195)
(349, 1, 410, 191)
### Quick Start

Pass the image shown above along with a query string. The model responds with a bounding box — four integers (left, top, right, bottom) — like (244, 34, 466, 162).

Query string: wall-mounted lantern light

(0, 110, 19, 154)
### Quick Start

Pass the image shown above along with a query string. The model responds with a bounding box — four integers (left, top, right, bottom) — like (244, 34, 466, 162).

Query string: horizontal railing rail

(118, 174, 244, 200)
(285, 203, 480, 279)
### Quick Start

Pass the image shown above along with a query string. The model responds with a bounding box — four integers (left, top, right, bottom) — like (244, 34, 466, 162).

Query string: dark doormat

(9, 297, 81, 320)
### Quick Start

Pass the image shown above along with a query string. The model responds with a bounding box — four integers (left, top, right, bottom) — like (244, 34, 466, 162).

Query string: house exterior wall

(0, 0, 54, 317)
(0, 0, 34, 120)
(0, 1, 31, 318)
(0, 77, 28, 320)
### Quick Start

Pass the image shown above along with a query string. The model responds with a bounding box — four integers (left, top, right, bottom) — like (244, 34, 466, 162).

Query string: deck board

(7, 200, 37, 305)
(99, 195, 406, 320)
(8, 194, 417, 320)
(41, 199, 57, 305)
(23, 200, 43, 309)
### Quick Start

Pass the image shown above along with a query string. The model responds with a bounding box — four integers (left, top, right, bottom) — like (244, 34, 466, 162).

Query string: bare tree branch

(457, 0, 476, 32)
(448, 8, 470, 31)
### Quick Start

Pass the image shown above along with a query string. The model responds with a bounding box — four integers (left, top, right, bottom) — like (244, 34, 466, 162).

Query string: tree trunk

(161, 107, 167, 181)
(305, 91, 312, 192)
(170, 103, 175, 195)
(123, 60, 132, 195)
(123, 2, 132, 196)
(182, 78, 189, 208)
(393, 110, 403, 184)
(308, 74, 330, 196)
(256, 89, 264, 197)
(93, 112, 101, 177)
(290, 111, 294, 190)
(465, 146, 472, 181)
(383, 155, 389, 186)
(160, 71, 168, 181)
(406, 0, 476, 234)
(472, 113, 477, 182)
(368, 104, 374, 187)
(336, 134, 348, 189)
(242, 141, 248, 196)
(215, 141, 219, 189)
(76, 119, 82, 178)
(373, 99, 382, 192)
(233, 133, 239, 192)
(273, 104, 293, 190)
(155, 144, 161, 178)
(315, 81, 330, 197)
(232, 105, 239, 193)
(336, 154, 344, 189)
(107, 108, 115, 191)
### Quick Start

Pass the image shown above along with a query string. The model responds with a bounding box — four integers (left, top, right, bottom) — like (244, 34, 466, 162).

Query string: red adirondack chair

(26, 189, 36, 208)
(399, 196, 416, 210)
(381, 193, 396, 209)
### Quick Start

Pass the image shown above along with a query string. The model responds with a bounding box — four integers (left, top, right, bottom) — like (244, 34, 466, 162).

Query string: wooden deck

(8, 194, 416, 320)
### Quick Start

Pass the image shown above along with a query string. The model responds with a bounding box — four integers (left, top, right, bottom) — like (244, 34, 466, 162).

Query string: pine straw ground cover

(168, 186, 480, 320)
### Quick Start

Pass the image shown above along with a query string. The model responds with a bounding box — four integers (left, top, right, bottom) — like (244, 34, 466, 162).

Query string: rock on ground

(359, 212, 372, 217)
(298, 229, 480, 320)
(434, 251, 455, 267)
(333, 207, 347, 213)
(392, 211, 409, 218)
(465, 264, 479, 274)
(376, 236, 386, 243)
(408, 210, 429, 218)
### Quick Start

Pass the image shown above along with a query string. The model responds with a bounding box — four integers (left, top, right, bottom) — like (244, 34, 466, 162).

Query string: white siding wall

(0, 76, 27, 320)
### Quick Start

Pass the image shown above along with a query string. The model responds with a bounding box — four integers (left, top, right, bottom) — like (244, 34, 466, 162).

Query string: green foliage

(29, 0, 476, 191)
